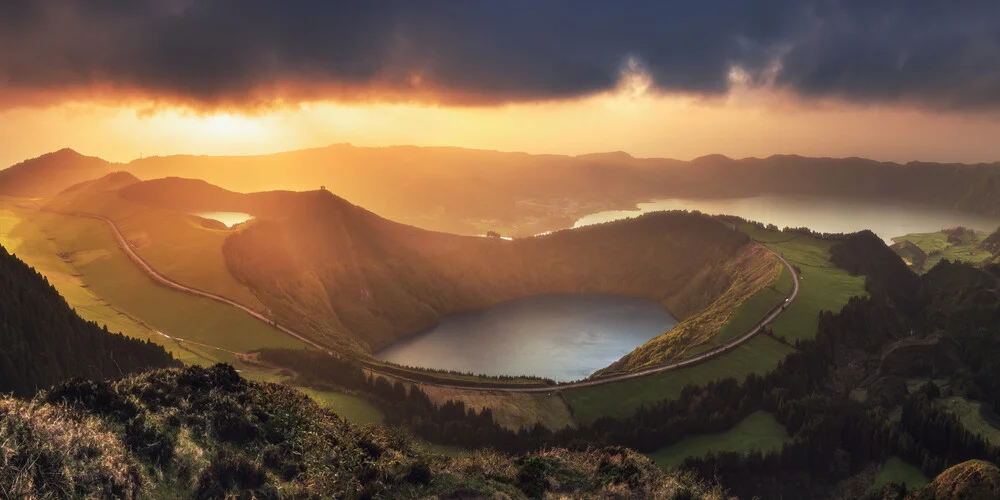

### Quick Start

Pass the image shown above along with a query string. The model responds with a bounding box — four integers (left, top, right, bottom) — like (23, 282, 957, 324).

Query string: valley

(3, 147, 1000, 499)
(8, 5, 1000, 497)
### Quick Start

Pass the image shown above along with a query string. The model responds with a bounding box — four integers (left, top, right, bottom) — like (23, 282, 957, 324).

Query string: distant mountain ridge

(5, 145, 1000, 236)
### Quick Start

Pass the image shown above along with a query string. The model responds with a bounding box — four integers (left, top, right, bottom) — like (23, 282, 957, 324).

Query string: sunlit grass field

(2, 204, 306, 354)
(44, 183, 263, 309)
(646, 411, 791, 469)
(743, 224, 867, 344)
(892, 231, 993, 272)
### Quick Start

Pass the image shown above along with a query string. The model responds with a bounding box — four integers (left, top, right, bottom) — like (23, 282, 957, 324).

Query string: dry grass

(0, 398, 143, 499)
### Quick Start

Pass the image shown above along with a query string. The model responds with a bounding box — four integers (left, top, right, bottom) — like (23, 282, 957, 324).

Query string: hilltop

(0, 149, 115, 198)
(6, 363, 723, 499)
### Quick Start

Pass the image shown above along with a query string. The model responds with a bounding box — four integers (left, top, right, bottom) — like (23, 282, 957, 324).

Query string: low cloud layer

(1, 0, 998, 111)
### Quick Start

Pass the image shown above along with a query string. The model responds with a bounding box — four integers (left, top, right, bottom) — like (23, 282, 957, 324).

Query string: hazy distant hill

(0, 243, 176, 397)
(0, 148, 115, 198)
(121, 145, 1000, 235)
(6, 145, 1000, 236)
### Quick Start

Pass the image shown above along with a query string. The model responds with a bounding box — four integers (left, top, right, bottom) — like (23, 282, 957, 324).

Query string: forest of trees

(0, 245, 177, 397)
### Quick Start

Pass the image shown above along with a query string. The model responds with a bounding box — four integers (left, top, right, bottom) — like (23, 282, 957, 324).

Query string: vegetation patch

(647, 411, 791, 469)
(44, 174, 264, 309)
(603, 243, 782, 371)
(565, 335, 793, 424)
(417, 385, 576, 432)
(891, 229, 994, 272)
(564, 223, 865, 423)
(29, 210, 307, 353)
(937, 397, 1000, 446)
(872, 456, 929, 491)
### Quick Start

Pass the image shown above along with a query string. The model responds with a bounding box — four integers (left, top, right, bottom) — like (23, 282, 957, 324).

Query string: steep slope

(980, 226, 1000, 255)
(0, 243, 176, 397)
(0, 148, 115, 198)
(6, 363, 725, 499)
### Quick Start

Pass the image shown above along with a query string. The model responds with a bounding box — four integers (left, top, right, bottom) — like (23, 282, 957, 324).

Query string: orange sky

(2, 86, 1000, 167)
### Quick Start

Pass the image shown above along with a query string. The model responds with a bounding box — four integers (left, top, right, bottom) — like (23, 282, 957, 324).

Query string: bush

(194, 450, 277, 499)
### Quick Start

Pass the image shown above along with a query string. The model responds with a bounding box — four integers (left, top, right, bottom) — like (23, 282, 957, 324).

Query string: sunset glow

(3, 90, 1000, 168)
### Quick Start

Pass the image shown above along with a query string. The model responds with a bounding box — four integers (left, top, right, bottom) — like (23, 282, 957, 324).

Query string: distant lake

(575, 196, 1000, 243)
(194, 211, 254, 228)
(375, 294, 677, 382)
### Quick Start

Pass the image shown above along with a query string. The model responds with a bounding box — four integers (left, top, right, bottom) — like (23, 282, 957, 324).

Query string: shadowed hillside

(0, 244, 176, 397)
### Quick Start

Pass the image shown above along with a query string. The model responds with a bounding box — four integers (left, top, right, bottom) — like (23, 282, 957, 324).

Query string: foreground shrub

(0, 398, 144, 498)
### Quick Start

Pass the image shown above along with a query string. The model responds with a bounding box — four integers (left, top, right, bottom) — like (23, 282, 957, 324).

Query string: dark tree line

(0, 245, 177, 397)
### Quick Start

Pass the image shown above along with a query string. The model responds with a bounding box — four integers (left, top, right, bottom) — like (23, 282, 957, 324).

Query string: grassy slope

(646, 411, 791, 469)
(564, 225, 866, 424)
(0, 205, 203, 366)
(892, 230, 993, 272)
(938, 396, 1000, 446)
(5, 202, 386, 426)
(32, 210, 304, 353)
(43, 179, 263, 310)
(872, 456, 929, 491)
(607, 244, 782, 371)
(689, 262, 793, 355)
(566, 335, 793, 424)
(745, 225, 867, 344)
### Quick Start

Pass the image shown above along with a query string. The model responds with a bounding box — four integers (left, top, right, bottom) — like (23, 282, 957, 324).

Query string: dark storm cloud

(0, 0, 997, 110)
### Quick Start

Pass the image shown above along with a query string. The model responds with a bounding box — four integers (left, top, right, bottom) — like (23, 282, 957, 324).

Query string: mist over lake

(575, 195, 1000, 243)
(375, 293, 677, 382)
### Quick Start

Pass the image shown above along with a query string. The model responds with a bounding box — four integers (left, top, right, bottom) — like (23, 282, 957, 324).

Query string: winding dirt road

(40, 207, 798, 393)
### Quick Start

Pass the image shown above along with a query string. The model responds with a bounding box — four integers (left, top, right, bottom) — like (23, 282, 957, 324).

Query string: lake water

(193, 211, 254, 228)
(574, 196, 1000, 243)
(375, 293, 677, 382)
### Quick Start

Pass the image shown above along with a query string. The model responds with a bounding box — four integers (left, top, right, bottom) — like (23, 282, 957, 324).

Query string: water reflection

(575, 196, 1000, 243)
(375, 293, 677, 382)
